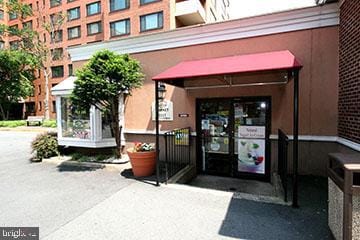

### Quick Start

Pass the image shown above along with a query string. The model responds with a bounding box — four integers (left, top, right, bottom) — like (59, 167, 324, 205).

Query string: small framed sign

(151, 100, 173, 121)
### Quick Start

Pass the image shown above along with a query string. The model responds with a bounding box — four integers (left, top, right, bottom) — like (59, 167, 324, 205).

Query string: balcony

(175, 0, 206, 26)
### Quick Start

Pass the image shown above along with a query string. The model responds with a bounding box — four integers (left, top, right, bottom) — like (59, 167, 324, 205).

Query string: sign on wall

(151, 100, 173, 121)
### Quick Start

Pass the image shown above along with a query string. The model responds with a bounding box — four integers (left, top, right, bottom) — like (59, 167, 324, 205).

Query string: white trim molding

(58, 138, 116, 148)
(125, 129, 360, 152)
(124, 129, 197, 136)
(269, 134, 338, 142)
(68, 3, 339, 62)
(337, 137, 360, 152)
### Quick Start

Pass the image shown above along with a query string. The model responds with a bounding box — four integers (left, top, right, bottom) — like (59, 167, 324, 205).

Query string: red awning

(152, 50, 302, 82)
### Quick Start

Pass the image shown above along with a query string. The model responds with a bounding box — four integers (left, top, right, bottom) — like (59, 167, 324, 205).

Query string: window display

(61, 97, 91, 139)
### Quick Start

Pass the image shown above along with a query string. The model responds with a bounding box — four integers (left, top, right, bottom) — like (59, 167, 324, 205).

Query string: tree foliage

(71, 50, 144, 158)
(72, 50, 144, 110)
(0, 0, 66, 119)
(0, 50, 39, 119)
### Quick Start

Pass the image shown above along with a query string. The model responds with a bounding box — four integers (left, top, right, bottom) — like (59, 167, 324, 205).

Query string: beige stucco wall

(73, 26, 339, 137)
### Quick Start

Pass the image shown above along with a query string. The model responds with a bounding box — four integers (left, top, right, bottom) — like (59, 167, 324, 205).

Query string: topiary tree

(71, 50, 144, 158)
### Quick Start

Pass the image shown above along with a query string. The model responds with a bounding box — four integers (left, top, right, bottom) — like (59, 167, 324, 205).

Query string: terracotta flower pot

(127, 149, 156, 177)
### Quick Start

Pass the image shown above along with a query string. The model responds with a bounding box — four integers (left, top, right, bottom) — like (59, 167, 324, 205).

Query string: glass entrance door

(233, 98, 270, 180)
(198, 99, 231, 176)
(197, 97, 271, 181)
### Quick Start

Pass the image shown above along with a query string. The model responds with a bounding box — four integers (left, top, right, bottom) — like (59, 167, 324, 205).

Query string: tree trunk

(111, 96, 121, 159)
(0, 104, 7, 120)
(43, 69, 50, 120)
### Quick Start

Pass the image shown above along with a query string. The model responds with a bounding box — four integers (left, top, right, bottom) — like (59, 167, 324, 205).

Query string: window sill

(109, 7, 130, 14)
(67, 17, 81, 22)
(110, 33, 130, 39)
(50, 4, 62, 8)
(139, 0, 162, 7)
(140, 26, 163, 33)
(87, 12, 102, 17)
(87, 32, 102, 36)
(68, 36, 81, 40)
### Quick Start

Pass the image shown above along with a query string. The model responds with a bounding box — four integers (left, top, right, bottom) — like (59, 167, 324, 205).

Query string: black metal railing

(278, 129, 289, 202)
(164, 127, 191, 183)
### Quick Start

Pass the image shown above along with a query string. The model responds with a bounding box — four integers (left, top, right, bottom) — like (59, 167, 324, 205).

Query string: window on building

(9, 24, 18, 36)
(140, 12, 163, 32)
(110, 18, 130, 37)
(109, 0, 129, 12)
(0, 10, 4, 20)
(38, 85, 42, 95)
(38, 101, 42, 111)
(50, 0, 61, 7)
(51, 30, 63, 43)
(9, 41, 19, 50)
(67, 7, 80, 21)
(9, 12, 17, 20)
(67, 26, 81, 39)
(23, 21, 33, 29)
(26, 102, 35, 113)
(87, 21, 102, 35)
(52, 101, 56, 113)
(140, 0, 159, 5)
(50, 12, 63, 25)
(68, 64, 73, 76)
(87, 2, 101, 16)
(51, 66, 64, 78)
(51, 48, 63, 60)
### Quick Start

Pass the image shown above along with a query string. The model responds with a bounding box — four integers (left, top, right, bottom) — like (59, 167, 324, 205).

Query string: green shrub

(31, 132, 59, 160)
(95, 154, 111, 161)
(42, 120, 57, 128)
(0, 120, 26, 128)
(71, 152, 83, 161)
(70, 153, 89, 162)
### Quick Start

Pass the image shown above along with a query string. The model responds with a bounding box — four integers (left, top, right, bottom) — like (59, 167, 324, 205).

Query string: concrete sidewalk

(44, 177, 331, 240)
(0, 126, 55, 132)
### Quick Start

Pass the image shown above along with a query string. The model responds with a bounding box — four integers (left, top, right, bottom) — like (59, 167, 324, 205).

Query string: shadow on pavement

(57, 163, 105, 172)
(120, 168, 165, 186)
(218, 175, 332, 240)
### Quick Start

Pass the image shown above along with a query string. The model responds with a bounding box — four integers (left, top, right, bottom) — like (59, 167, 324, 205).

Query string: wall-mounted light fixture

(158, 82, 166, 100)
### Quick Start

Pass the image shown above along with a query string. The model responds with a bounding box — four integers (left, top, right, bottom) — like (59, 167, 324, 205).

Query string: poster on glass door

(238, 126, 266, 174)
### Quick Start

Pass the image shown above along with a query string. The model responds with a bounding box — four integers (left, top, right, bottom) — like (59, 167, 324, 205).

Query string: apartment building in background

(0, 0, 230, 119)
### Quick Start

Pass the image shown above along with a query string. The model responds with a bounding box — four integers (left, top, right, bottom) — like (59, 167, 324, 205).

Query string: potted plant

(127, 142, 156, 177)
